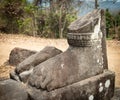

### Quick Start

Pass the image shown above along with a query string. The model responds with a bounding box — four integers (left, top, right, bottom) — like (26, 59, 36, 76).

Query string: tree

(0, 0, 78, 38)
(105, 8, 120, 40)
(46, 0, 78, 38)
(32, 0, 78, 38)
(0, 0, 24, 33)
(95, 0, 99, 9)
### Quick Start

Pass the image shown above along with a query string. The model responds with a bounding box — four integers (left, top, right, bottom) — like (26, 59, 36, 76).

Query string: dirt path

(107, 40, 120, 87)
(0, 34, 120, 87)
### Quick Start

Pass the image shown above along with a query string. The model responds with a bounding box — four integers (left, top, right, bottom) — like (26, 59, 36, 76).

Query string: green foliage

(115, 13, 120, 26)
(105, 9, 120, 40)
(0, 0, 78, 38)
(36, 10, 77, 38)
(17, 18, 32, 33)
(0, 0, 24, 33)
(24, 4, 38, 15)
(105, 9, 113, 28)
(24, 0, 78, 38)
(45, 13, 59, 38)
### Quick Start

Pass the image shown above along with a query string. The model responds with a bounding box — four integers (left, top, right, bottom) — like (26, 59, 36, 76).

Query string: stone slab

(0, 79, 28, 100)
(9, 47, 37, 66)
(27, 70, 115, 100)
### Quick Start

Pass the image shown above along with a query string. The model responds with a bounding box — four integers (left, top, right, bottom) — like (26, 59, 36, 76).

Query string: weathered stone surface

(10, 70, 21, 82)
(0, 79, 29, 100)
(111, 88, 120, 100)
(0, 9, 114, 100)
(19, 68, 33, 83)
(28, 47, 103, 91)
(28, 9, 107, 92)
(68, 9, 100, 33)
(27, 70, 115, 100)
(9, 47, 37, 66)
(16, 46, 62, 74)
(67, 33, 92, 47)
(101, 9, 108, 69)
(67, 9, 108, 69)
(10, 46, 62, 83)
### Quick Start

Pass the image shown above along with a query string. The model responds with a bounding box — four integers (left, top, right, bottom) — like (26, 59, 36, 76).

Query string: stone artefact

(27, 70, 115, 100)
(10, 70, 21, 82)
(68, 9, 108, 69)
(28, 47, 103, 91)
(111, 88, 120, 100)
(16, 46, 62, 74)
(27, 9, 115, 100)
(0, 79, 28, 100)
(9, 47, 37, 66)
(10, 46, 62, 83)
(0, 9, 115, 100)
(28, 9, 106, 91)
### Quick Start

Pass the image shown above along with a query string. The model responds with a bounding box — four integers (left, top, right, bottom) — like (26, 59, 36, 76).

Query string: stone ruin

(0, 9, 115, 100)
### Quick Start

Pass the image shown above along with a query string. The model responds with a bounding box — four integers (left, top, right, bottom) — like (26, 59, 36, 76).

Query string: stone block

(0, 79, 29, 100)
(9, 47, 37, 66)
(28, 70, 115, 100)
(10, 46, 62, 83)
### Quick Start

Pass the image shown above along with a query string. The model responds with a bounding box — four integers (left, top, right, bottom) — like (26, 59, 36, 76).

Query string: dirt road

(0, 34, 120, 87)
(107, 40, 120, 87)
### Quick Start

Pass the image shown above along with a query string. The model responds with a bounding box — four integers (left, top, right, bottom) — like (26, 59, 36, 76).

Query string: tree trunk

(32, 11, 38, 37)
(59, 6, 63, 38)
(114, 21, 119, 39)
(95, 0, 98, 9)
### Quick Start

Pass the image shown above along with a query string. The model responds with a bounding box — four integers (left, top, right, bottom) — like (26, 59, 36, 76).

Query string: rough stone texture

(100, 10, 108, 69)
(9, 47, 37, 66)
(0, 9, 115, 100)
(67, 33, 92, 47)
(10, 46, 62, 83)
(27, 70, 115, 100)
(28, 9, 107, 92)
(111, 88, 120, 100)
(68, 9, 99, 33)
(28, 46, 103, 91)
(19, 68, 33, 83)
(16, 46, 62, 74)
(0, 79, 29, 100)
(67, 9, 108, 69)
(10, 70, 21, 82)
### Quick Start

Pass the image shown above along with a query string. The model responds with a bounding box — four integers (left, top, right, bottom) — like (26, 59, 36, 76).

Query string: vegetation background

(0, 0, 79, 38)
(0, 0, 120, 39)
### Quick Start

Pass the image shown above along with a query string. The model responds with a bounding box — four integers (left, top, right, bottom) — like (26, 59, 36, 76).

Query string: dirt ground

(0, 33, 120, 87)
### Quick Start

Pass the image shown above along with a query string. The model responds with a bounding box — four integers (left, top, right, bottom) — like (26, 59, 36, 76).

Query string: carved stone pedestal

(28, 70, 115, 100)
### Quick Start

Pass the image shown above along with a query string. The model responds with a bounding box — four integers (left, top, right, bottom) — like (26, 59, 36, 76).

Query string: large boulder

(9, 47, 37, 66)
(68, 9, 108, 69)
(27, 70, 115, 100)
(28, 9, 106, 91)
(16, 46, 62, 74)
(0, 79, 29, 100)
(28, 47, 103, 91)
(10, 70, 21, 82)
(111, 88, 120, 100)
(10, 46, 62, 83)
